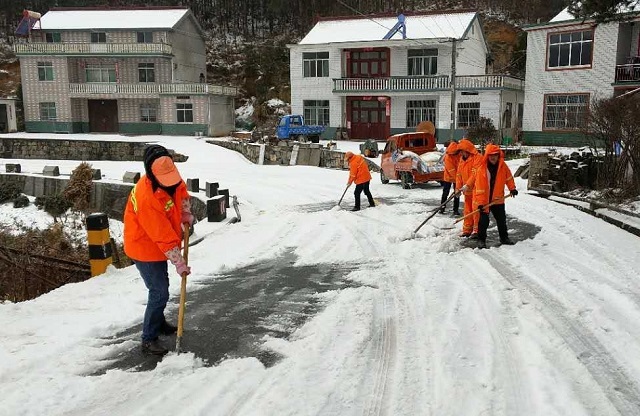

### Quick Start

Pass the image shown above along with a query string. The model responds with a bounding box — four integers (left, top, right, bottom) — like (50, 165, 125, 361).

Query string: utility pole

(449, 37, 457, 143)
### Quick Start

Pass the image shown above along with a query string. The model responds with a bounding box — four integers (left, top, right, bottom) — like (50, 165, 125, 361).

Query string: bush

(466, 117, 498, 146)
(64, 162, 94, 214)
(13, 195, 29, 208)
(35, 194, 71, 222)
(0, 182, 22, 204)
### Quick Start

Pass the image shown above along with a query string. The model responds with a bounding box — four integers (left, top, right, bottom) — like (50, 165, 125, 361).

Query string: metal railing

(14, 42, 173, 55)
(332, 74, 524, 92)
(68, 83, 238, 96)
(615, 64, 640, 83)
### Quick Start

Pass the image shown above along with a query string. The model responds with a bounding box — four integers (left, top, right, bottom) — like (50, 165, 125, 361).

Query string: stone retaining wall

(0, 173, 206, 222)
(0, 137, 150, 161)
(208, 139, 380, 172)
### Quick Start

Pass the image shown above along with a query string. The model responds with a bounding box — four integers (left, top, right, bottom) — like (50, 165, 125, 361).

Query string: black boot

(439, 207, 445, 214)
(160, 321, 177, 336)
(500, 238, 515, 245)
(477, 240, 487, 249)
(141, 339, 168, 356)
(351, 207, 360, 212)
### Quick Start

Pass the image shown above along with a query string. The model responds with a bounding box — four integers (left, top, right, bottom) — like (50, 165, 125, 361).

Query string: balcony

(14, 42, 173, 56)
(615, 64, 640, 84)
(332, 75, 524, 93)
(68, 83, 237, 97)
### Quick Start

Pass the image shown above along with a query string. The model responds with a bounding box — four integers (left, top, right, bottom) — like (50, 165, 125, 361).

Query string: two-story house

(289, 11, 524, 143)
(14, 7, 236, 136)
(523, 6, 640, 146)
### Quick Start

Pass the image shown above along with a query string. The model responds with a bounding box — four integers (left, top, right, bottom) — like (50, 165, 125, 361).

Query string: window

(138, 63, 155, 83)
(457, 102, 480, 128)
(303, 52, 329, 77)
(91, 32, 107, 43)
(39, 102, 57, 121)
(45, 32, 61, 43)
(303, 100, 330, 126)
(85, 64, 116, 83)
(544, 94, 589, 130)
(137, 31, 153, 43)
(140, 104, 157, 123)
(177, 103, 193, 123)
(408, 49, 438, 76)
(548, 30, 593, 68)
(37, 62, 54, 81)
(504, 102, 513, 129)
(406, 100, 436, 128)
(517, 103, 524, 128)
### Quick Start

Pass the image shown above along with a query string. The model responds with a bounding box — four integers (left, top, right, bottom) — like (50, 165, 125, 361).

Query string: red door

(349, 98, 389, 140)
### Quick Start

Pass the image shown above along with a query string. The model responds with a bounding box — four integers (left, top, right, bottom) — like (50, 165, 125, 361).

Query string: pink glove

(175, 260, 191, 276)
(181, 211, 194, 226)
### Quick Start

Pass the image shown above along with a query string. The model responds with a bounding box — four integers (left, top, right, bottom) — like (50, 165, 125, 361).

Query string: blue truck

(276, 115, 325, 143)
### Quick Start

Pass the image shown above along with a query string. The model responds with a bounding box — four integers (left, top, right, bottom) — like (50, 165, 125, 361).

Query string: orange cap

(151, 156, 182, 187)
(345, 151, 354, 160)
(457, 139, 477, 154)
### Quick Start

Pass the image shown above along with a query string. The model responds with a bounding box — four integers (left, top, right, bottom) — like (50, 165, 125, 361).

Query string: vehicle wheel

(401, 172, 413, 189)
(380, 170, 389, 184)
(310, 135, 320, 143)
(297, 135, 308, 143)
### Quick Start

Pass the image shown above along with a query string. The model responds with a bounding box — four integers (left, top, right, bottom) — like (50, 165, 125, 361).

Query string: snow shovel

(411, 190, 461, 237)
(454, 194, 512, 224)
(334, 184, 351, 209)
(176, 224, 190, 354)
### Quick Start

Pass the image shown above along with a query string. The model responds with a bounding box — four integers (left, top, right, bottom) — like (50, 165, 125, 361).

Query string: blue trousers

(135, 261, 170, 342)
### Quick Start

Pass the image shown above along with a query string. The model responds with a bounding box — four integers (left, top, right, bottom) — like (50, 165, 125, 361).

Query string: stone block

(207, 195, 227, 222)
(206, 182, 219, 198)
(5, 163, 21, 173)
(91, 169, 102, 180)
(43, 166, 60, 177)
(123, 171, 141, 184)
(218, 189, 230, 208)
(186, 178, 200, 192)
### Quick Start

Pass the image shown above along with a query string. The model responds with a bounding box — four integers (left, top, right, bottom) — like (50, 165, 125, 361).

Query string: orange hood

(445, 142, 459, 155)
(458, 139, 477, 154)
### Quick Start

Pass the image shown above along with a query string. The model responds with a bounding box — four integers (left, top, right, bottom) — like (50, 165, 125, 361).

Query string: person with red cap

(123, 145, 194, 355)
(345, 151, 375, 211)
(440, 141, 461, 215)
(466, 143, 518, 248)
(456, 139, 483, 237)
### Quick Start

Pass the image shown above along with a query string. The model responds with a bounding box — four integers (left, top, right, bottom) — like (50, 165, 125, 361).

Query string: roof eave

(171, 9, 206, 38)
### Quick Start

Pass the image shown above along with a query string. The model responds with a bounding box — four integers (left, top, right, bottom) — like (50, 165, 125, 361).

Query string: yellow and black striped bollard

(86, 213, 113, 277)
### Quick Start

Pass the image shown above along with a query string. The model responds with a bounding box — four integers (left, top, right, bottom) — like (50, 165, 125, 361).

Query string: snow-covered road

(2, 136, 640, 416)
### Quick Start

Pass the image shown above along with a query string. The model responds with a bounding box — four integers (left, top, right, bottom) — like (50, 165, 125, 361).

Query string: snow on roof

(550, 5, 640, 23)
(38, 8, 190, 30)
(299, 12, 476, 45)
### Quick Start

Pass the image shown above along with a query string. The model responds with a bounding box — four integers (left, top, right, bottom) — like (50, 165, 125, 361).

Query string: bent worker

(440, 141, 461, 215)
(465, 144, 518, 249)
(123, 145, 194, 356)
(345, 151, 375, 211)
(456, 139, 483, 238)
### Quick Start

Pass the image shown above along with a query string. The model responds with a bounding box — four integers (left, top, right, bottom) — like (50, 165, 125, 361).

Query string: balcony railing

(14, 42, 173, 56)
(332, 75, 524, 93)
(69, 83, 237, 96)
(615, 64, 640, 83)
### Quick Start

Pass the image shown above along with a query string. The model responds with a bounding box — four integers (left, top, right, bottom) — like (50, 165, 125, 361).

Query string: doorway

(88, 100, 118, 133)
(348, 97, 390, 140)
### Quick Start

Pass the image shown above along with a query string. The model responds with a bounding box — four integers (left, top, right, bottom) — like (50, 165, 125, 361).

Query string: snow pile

(235, 100, 255, 127)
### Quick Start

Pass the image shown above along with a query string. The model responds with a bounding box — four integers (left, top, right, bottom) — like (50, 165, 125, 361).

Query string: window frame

(85, 64, 116, 83)
(176, 103, 194, 123)
(90, 32, 107, 43)
(407, 49, 438, 76)
(140, 104, 158, 123)
(457, 102, 481, 129)
(504, 102, 513, 129)
(45, 32, 61, 43)
(37, 61, 54, 81)
(39, 102, 57, 121)
(302, 52, 330, 78)
(138, 63, 156, 83)
(546, 28, 594, 71)
(302, 100, 330, 126)
(406, 99, 437, 128)
(542, 93, 590, 131)
(137, 31, 153, 44)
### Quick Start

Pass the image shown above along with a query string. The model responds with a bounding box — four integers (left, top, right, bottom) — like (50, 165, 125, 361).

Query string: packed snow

(2, 135, 640, 416)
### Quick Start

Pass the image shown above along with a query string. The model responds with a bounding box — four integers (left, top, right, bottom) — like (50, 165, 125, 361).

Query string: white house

(523, 6, 640, 146)
(289, 11, 525, 143)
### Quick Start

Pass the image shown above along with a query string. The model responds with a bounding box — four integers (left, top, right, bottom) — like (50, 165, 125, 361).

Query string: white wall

(456, 18, 488, 76)
(523, 22, 620, 132)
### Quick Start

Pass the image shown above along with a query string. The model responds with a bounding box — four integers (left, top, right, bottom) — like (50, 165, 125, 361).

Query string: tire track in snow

(480, 251, 640, 416)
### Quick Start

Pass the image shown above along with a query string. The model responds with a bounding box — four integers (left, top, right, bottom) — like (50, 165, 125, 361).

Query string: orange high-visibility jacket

(443, 142, 460, 183)
(466, 148, 516, 207)
(456, 153, 482, 194)
(124, 176, 190, 262)
(349, 154, 372, 185)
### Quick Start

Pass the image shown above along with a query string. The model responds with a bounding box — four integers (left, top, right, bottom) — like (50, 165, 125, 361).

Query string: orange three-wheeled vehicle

(380, 131, 445, 189)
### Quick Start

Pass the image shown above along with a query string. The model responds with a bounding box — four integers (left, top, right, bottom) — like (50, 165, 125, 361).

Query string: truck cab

(276, 115, 325, 143)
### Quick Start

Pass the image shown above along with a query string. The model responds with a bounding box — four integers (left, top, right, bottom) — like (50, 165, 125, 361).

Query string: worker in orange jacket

(124, 145, 194, 356)
(456, 139, 483, 237)
(345, 151, 374, 211)
(440, 141, 461, 215)
(465, 144, 518, 248)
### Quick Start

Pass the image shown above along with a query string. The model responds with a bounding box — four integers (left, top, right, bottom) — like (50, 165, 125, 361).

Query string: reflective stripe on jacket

(466, 157, 516, 207)
(455, 153, 482, 194)
(349, 154, 372, 185)
(124, 176, 190, 262)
